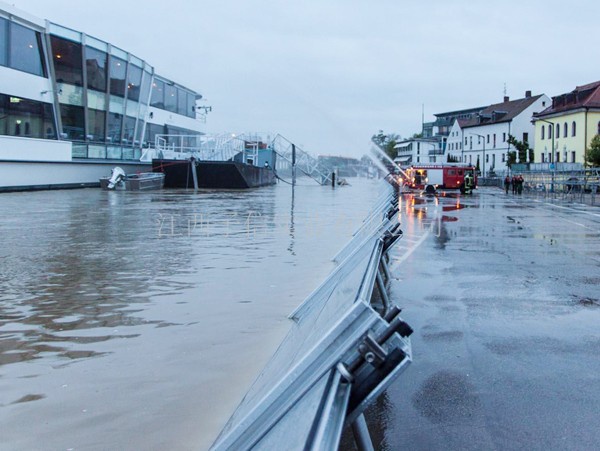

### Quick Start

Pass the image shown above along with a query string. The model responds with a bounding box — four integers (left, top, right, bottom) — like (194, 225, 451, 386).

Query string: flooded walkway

(0, 179, 382, 450)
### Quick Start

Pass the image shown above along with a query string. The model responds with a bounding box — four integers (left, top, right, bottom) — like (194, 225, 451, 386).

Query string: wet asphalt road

(342, 187, 600, 450)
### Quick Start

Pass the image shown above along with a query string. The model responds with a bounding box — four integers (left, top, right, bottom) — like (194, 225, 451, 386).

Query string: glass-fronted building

(0, 3, 203, 162)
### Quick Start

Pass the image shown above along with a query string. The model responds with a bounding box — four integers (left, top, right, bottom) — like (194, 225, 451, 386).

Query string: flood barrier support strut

(210, 181, 410, 450)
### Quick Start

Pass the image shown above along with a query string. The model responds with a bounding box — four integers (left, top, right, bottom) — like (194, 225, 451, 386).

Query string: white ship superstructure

(0, 2, 204, 191)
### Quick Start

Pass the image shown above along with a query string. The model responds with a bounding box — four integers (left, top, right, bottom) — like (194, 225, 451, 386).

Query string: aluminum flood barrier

(210, 182, 411, 451)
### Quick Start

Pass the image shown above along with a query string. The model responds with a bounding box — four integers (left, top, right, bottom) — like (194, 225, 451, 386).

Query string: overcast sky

(12, 0, 600, 157)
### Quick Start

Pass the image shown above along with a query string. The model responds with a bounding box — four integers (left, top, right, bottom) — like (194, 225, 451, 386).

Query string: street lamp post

(469, 133, 486, 178)
(535, 118, 555, 164)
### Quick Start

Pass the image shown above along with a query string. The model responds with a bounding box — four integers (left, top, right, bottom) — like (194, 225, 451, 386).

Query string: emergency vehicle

(402, 164, 477, 194)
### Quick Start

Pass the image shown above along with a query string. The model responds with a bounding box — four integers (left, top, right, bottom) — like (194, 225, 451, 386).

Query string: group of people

(504, 174, 524, 195)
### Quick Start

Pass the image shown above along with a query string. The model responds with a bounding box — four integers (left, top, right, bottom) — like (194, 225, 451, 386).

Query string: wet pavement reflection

(341, 187, 600, 450)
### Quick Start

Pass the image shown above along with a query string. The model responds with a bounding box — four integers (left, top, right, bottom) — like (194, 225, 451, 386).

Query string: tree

(447, 154, 460, 163)
(476, 155, 480, 173)
(585, 134, 600, 167)
(507, 134, 530, 163)
(506, 151, 517, 169)
(371, 130, 401, 160)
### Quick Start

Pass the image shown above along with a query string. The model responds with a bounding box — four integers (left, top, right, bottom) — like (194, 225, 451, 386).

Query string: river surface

(0, 178, 383, 450)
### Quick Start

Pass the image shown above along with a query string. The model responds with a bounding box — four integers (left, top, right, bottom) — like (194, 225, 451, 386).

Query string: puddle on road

(412, 370, 481, 424)
(421, 330, 464, 342)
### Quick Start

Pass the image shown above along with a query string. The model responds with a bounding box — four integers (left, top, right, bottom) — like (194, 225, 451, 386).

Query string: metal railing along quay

(210, 183, 412, 451)
(481, 169, 600, 206)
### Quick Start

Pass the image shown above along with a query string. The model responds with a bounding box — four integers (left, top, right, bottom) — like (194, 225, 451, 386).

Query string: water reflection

(0, 188, 287, 369)
(339, 392, 394, 450)
(1, 179, 386, 450)
(288, 185, 296, 256)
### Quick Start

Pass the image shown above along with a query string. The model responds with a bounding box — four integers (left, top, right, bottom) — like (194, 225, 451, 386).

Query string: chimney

(525, 90, 532, 98)
(503, 96, 510, 102)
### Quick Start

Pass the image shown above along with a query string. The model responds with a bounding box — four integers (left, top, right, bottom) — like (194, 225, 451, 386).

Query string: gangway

(141, 132, 337, 186)
(140, 133, 255, 163)
(270, 134, 333, 185)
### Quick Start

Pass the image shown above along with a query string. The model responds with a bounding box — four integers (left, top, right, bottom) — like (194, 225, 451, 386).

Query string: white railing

(140, 133, 273, 164)
(270, 134, 332, 185)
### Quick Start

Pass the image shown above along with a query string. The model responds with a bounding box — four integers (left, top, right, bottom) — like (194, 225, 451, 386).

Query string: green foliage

(447, 154, 460, 163)
(507, 134, 530, 163)
(412, 132, 424, 139)
(506, 151, 517, 168)
(585, 134, 600, 166)
(371, 130, 401, 160)
(476, 155, 480, 172)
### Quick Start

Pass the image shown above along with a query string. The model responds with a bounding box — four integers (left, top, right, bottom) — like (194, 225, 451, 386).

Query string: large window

(4, 20, 41, 72)
(149, 77, 197, 117)
(187, 92, 196, 118)
(150, 79, 164, 109)
(126, 64, 143, 102)
(541, 125, 545, 140)
(51, 36, 83, 85)
(59, 104, 84, 140)
(563, 122, 568, 138)
(109, 56, 127, 97)
(139, 71, 152, 105)
(86, 46, 108, 92)
(123, 116, 136, 144)
(145, 123, 165, 146)
(135, 119, 145, 144)
(107, 112, 123, 143)
(164, 84, 177, 112)
(0, 18, 8, 67)
(0, 94, 55, 139)
(572, 121, 576, 137)
(9, 22, 45, 76)
(177, 88, 187, 116)
(87, 108, 106, 142)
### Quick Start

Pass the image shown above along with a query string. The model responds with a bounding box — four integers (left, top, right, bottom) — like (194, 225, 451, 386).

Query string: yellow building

(533, 81, 600, 165)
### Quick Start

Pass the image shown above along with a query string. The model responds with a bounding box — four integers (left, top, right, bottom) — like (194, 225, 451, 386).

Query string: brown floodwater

(0, 178, 383, 450)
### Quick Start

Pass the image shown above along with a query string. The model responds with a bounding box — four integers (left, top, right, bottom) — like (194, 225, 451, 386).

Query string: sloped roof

(434, 106, 486, 118)
(461, 95, 544, 129)
(535, 80, 600, 116)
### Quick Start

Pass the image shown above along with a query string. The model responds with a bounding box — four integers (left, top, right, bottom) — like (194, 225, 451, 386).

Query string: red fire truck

(402, 164, 477, 194)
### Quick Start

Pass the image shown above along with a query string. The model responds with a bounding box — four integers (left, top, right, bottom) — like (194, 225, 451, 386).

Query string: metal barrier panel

(210, 182, 411, 450)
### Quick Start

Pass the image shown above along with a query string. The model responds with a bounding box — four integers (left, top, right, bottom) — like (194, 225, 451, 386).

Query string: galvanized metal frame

(211, 183, 411, 450)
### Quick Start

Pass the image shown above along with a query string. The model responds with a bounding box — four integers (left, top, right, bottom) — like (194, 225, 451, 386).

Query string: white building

(393, 137, 442, 167)
(446, 91, 550, 176)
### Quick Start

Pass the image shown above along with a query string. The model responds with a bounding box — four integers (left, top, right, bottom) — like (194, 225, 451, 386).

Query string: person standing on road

(504, 175, 510, 194)
(517, 175, 524, 195)
(512, 175, 517, 194)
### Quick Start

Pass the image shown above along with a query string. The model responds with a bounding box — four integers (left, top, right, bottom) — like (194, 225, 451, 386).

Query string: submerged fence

(210, 182, 411, 450)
